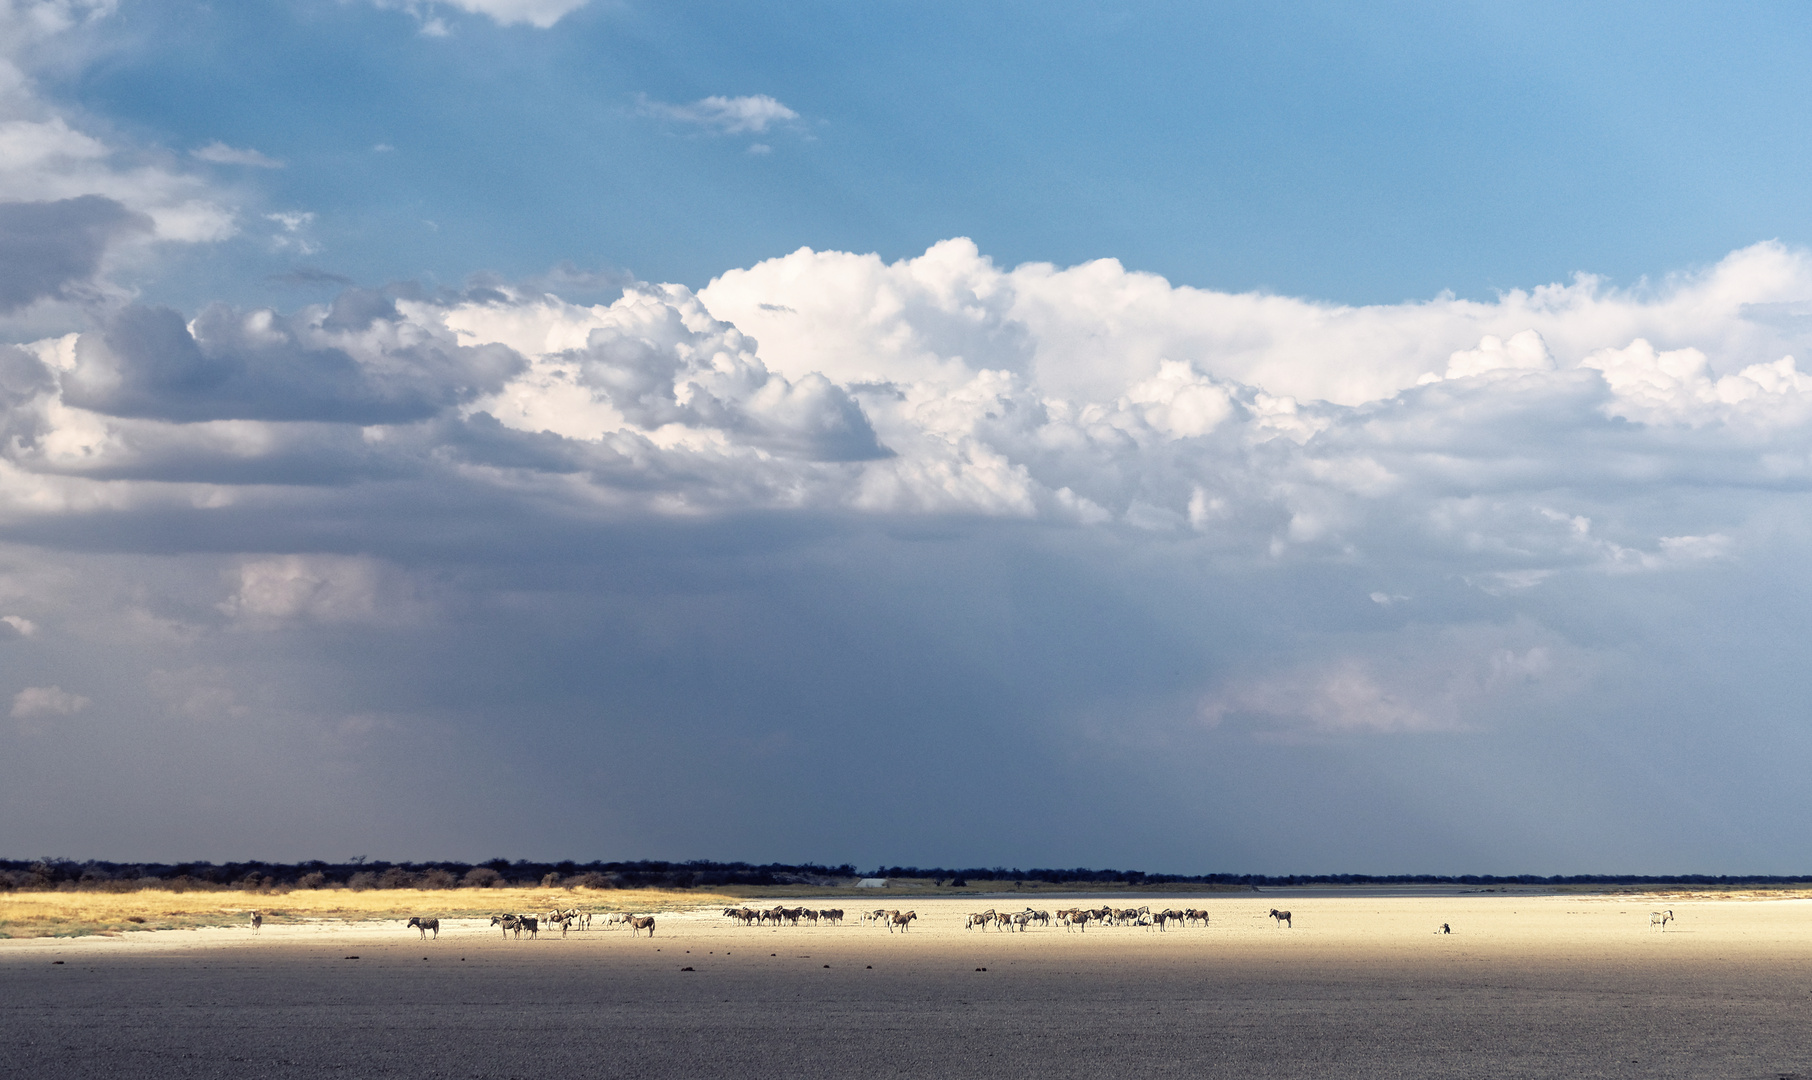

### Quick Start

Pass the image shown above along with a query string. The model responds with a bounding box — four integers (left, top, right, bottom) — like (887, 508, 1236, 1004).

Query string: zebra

(1269, 908, 1293, 928)
(888, 910, 917, 933)
(249, 910, 262, 932)
(490, 914, 538, 939)
(1650, 909, 1674, 930)
(407, 916, 440, 939)
(628, 915, 656, 937)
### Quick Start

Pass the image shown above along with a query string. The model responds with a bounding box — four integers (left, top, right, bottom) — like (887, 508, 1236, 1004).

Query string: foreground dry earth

(3, 894, 1810, 1079)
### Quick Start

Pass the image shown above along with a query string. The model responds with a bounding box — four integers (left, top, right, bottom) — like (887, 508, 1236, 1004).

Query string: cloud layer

(7, 234, 1812, 869)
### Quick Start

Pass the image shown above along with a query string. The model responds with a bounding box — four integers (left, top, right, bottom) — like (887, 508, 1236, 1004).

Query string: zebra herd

(967, 905, 1220, 931)
(482, 910, 656, 938)
(722, 906, 846, 927)
(256, 901, 1685, 940)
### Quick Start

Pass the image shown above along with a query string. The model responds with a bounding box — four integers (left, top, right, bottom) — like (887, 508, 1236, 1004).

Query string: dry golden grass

(0, 887, 740, 939)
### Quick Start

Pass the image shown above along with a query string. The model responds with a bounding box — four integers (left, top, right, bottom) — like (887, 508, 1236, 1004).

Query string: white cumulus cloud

(364, 0, 591, 30)
(11, 683, 88, 718)
(190, 141, 284, 168)
(636, 93, 801, 135)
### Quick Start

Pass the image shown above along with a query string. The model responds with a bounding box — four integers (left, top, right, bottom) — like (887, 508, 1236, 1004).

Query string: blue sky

(50, 0, 1812, 306)
(7, 0, 1812, 873)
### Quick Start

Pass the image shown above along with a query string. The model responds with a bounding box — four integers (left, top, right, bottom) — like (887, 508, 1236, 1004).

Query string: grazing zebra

(407, 917, 440, 939)
(1269, 909, 1292, 928)
(628, 916, 656, 937)
(1650, 910, 1674, 930)
(490, 914, 538, 939)
(249, 910, 262, 932)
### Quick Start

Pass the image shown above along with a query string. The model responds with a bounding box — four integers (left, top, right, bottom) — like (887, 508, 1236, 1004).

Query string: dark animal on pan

(628, 916, 656, 937)
(407, 917, 440, 939)
(490, 914, 539, 938)
(1269, 909, 1292, 927)
(249, 911, 262, 931)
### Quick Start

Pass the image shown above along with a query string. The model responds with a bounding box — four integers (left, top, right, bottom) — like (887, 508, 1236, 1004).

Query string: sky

(5, 0, 1812, 874)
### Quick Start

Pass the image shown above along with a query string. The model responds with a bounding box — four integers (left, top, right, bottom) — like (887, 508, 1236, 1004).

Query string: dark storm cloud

(8, 244, 1812, 873)
(0, 197, 152, 313)
(59, 301, 525, 424)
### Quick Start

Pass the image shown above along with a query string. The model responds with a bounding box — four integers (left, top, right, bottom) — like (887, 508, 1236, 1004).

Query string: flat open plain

(4, 894, 1810, 1079)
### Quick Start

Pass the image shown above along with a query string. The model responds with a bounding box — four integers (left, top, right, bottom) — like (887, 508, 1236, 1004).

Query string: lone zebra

(1268, 908, 1292, 928)
(407, 916, 440, 939)
(1650, 909, 1674, 930)
(249, 910, 262, 932)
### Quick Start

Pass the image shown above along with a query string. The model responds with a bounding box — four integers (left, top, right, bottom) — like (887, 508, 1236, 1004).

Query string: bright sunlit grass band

(0, 887, 740, 939)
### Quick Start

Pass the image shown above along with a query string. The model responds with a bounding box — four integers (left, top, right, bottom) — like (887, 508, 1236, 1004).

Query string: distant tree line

(3, 858, 1808, 893)
(863, 867, 1812, 887)
(0, 858, 859, 893)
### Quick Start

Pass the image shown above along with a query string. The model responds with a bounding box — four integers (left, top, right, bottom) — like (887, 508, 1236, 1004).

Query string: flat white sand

(5, 894, 1810, 1078)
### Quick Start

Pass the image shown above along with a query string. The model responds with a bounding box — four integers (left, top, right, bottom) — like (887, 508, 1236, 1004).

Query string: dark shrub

(461, 868, 503, 889)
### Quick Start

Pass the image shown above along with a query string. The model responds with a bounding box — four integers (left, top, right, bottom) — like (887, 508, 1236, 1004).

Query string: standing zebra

(249, 910, 262, 932)
(1268, 908, 1292, 928)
